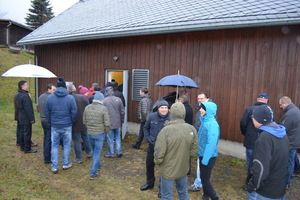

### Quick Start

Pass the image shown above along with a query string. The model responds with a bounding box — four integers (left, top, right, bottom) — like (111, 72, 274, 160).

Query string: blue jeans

(42, 121, 51, 162)
(72, 130, 92, 160)
(51, 126, 72, 169)
(287, 149, 297, 187)
(247, 192, 285, 200)
(294, 152, 300, 174)
(193, 158, 202, 187)
(160, 176, 189, 200)
(106, 128, 122, 156)
(89, 134, 105, 177)
(246, 148, 253, 170)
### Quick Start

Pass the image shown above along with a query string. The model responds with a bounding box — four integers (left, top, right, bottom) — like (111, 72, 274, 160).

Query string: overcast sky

(0, 0, 79, 25)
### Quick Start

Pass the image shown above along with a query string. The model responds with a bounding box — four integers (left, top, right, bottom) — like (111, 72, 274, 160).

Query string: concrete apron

(127, 122, 300, 160)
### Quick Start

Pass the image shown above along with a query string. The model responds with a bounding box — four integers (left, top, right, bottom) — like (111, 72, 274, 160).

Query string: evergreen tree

(25, 0, 54, 29)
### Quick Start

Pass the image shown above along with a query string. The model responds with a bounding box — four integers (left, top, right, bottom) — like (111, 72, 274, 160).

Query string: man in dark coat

(15, 80, 36, 153)
(110, 81, 126, 107)
(240, 93, 272, 189)
(279, 96, 300, 188)
(68, 83, 92, 163)
(140, 99, 170, 196)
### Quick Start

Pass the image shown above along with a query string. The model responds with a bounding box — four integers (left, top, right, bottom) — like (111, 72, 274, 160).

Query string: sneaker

(187, 184, 202, 191)
(90, 173, 100, 180)
(73, 159, 82, 164)
(104, 154, 114, 158)
(62, 163, 73, 170)
(292, 173, 300, 177)
(52, 168, 58, 174)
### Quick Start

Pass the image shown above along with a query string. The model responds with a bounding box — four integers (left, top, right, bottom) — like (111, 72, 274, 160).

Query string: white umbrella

(2, 64, 57, 78)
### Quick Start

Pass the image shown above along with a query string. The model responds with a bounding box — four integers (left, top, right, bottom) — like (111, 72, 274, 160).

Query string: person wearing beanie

(197, 102, 220, 200)
(45, 77, 77, 174)
(140, 98, 170, 197)
(78, 85, 89, 97)
(154, 102, 198, 200)
(57, 77, 66, 88)
(240, 93, 274, 190)
(246, 105, 289, 200)
(83, 91, 110, 180)
(88, 85, 101, 104)
(67, 83, 92, 164)
(279, 96, 300, 188)
(103, 86, 125, 158)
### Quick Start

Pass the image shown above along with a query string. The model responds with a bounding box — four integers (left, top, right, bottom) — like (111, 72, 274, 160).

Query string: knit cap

(156, 98, 169, 109)
(252, 105, 273, 125)
(94, 91, 104, 101)
(57, 77, 66, 88)
(78, 85, 89, 95)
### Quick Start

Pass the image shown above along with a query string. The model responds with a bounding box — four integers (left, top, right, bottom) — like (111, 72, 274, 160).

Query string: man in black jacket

(247, 105, 289, 199)
(240, 93, 272, 188)
(16, 80, 37, 153)
(279, 96, 300, 188)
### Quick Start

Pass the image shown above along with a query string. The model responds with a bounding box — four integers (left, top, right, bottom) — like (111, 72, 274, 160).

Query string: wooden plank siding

(35, 25, 300, 143)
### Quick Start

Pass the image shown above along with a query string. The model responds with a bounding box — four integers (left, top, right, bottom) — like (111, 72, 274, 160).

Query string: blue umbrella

(155, 71, 199, 99)
(155, 74, 199, 88)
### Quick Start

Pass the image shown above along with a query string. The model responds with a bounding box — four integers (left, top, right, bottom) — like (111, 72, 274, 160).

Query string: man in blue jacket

(45, 77, 77, 174)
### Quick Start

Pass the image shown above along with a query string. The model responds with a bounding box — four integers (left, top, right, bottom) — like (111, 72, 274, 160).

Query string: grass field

(0, 47, 299, 199)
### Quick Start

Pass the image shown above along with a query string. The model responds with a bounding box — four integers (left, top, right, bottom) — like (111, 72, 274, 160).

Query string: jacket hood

(259, 122, 286, 138)
(143, 93, 151, 99)
(54, 87, 69, 97)
(105, 86, 114, 97)
(201, 102, 217, 119)
(170, 102, 186, 120)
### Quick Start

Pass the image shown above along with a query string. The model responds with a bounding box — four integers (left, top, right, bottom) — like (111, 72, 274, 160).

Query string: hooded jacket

(279, 103, 300, 149)
(197, 102, 220, 165)
(154, 102, 198, 180)
(247, 122, 289, 199)
(137, 93, 152, 122)
(45, 87, 77, 128)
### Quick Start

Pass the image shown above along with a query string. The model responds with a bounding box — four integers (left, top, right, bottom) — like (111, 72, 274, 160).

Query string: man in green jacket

(154, 102, 198, 200)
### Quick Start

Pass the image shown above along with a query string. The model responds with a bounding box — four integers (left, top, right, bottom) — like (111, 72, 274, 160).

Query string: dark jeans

(294, 152, 300, 174)
(42, 121, 51, 162)
(134, 122, 146, 148)
(20, 124, 32, 151)
(146, 144, 155, 186)
(200, 157, 218, 200)
(16, 121, 21, 145)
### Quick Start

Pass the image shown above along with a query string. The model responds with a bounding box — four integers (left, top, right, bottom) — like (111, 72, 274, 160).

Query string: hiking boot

(74, 158, 82, 164)
(90, 173, 100, 180)
(62, 163, 73, 170)
(117, 154, 123, 158)
(187, 184, 202, 191)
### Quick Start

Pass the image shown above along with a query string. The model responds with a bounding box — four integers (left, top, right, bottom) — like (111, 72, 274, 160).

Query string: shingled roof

(18, 0, 300, 45)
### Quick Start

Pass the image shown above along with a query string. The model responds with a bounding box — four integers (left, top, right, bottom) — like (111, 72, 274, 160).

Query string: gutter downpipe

(6, 21, 12, 46)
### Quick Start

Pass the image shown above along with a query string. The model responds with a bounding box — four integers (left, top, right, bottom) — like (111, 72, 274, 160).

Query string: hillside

(0, 47, 34, 103)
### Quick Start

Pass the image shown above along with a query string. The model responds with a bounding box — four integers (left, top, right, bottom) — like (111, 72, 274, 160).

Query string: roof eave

(17, 19, 300, 46)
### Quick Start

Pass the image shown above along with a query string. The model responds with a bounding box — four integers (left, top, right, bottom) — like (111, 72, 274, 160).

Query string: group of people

(14, 77, 124, 179)
(14, 77, 299, 200)
(240, 93, 300, 200)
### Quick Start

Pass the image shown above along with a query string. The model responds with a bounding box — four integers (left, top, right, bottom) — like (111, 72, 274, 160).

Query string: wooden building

(0, 19, 32, 48)
(17, 0, 300, 142)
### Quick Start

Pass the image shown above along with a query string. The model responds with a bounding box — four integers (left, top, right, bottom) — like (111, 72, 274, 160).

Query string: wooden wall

(35, 25, 300, 143)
